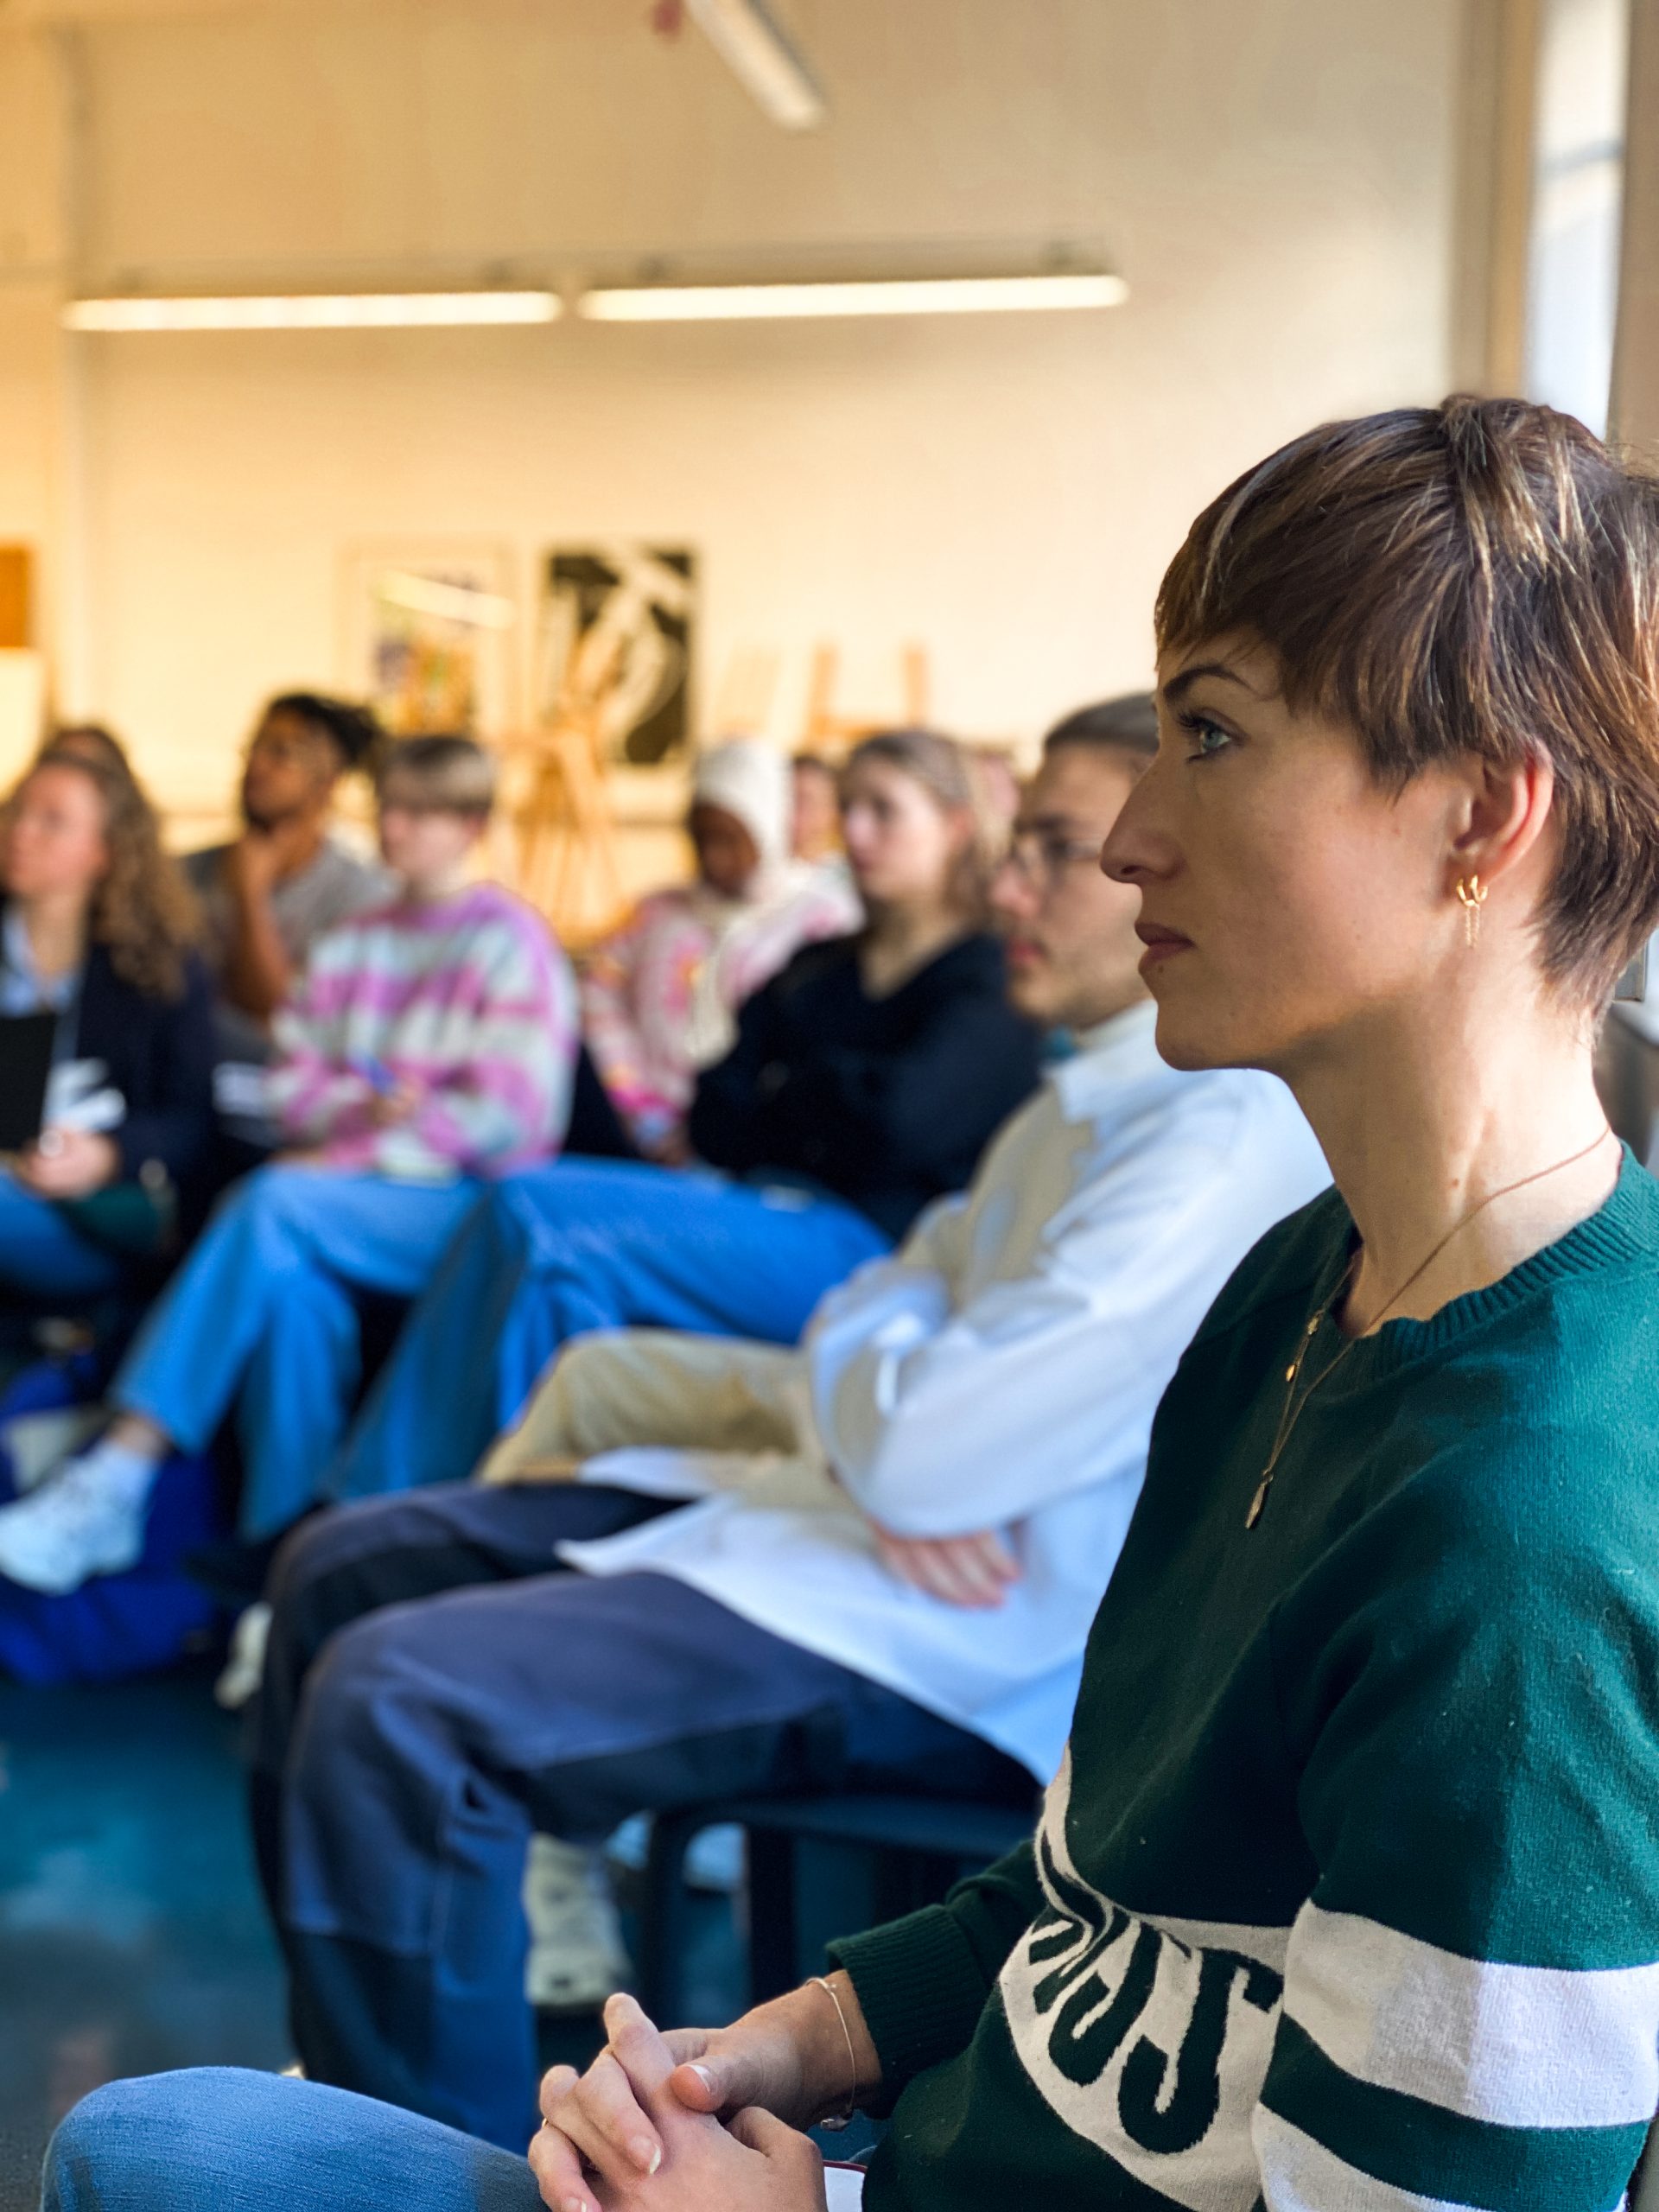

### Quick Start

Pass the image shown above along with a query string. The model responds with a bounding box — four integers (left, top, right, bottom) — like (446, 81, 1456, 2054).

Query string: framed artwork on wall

(534, 543, 696, 764)
(340, 543, 518, 736)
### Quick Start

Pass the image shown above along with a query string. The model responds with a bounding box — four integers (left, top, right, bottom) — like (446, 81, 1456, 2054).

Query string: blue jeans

(328, 1160, 890, 1503)
(0, 1171, 125, 1303)
(251, 1484, 1025, 2148)
(44, 2069, 541, 2212)
(113, 1166, 481, 1540)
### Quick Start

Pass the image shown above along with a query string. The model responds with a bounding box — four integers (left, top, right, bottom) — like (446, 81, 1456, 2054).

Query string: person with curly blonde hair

(0, 745, 215, 1307)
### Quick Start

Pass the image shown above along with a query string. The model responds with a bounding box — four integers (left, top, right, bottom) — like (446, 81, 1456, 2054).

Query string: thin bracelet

(809, 1975, 858, 2130)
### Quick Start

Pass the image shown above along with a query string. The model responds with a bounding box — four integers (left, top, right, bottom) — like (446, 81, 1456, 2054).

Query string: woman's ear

(1447, 751, 1555, 893)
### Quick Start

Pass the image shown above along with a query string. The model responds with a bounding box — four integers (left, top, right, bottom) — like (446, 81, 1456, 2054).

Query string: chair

(635, 1790, 1039, 2022)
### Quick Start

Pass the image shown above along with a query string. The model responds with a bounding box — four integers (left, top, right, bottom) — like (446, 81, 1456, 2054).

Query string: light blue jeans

(113, 1166, 481, 1540)
(43, 2068, 540, 2212)
(328, 1159, 890, 1503)
(0, 1170, 125, 1303)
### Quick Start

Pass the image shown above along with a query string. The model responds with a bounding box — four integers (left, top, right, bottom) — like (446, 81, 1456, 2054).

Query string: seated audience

(233, 692, 1325, 2145)
(184, 690, 391, 1064)
(49, 397, 1659, 2212)
(582, 738, 859, 1157)
(0, 746, 213, 1308)
(325, 726, 1042, 1508)
(0, 736, 576, 1593)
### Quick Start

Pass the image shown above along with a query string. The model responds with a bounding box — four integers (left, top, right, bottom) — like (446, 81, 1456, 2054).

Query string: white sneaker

(523, 1835, 632, 2011)
(214, 1602, 273, 1710)
(0, 1462, 148, 1593)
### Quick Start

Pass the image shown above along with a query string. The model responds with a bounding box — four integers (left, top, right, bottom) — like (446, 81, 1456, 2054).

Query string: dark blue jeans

(252, 1483, 1029, 2150)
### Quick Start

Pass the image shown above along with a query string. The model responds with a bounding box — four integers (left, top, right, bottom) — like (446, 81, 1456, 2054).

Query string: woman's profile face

(841, 758, 967, 908)
(1101, 635, 1477, 1078)
(1, 764, 110, 906)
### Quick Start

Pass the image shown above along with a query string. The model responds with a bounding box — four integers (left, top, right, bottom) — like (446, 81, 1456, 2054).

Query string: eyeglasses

(1001, 830, 1104, 888)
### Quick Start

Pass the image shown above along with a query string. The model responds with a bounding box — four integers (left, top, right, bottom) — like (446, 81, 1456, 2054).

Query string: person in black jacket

(0, 747, 214, 1308)
(325, 729, 1043, 1503)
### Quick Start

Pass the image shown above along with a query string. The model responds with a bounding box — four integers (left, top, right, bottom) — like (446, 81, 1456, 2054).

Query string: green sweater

(831, 1155, 1659, 2210)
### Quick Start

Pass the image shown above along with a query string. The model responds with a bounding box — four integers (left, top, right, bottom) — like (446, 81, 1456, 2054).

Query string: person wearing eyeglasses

(48, 401, 1659, 2212)
(180, 695, 1327, 2147)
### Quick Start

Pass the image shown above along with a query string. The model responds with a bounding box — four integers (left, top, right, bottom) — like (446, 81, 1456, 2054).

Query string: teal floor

(0, 1666, 766, 2210)
(0, 1667, 289, 2209)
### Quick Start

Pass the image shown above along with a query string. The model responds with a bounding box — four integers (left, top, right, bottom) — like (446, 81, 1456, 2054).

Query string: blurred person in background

(582, 739, 859, 1160)
(789, 751, 844, 866)
(232, 696, 1326, 2140)
(184, 692, 392, 1065)
(0, 746, 213, 1310)
(45, 723, 137, 780)
(0, 737, 577, 1594)
(323, 728, 1042, 1509)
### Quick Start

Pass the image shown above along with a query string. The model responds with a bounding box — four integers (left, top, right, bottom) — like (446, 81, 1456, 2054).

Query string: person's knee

(45, 2070, 247, 2210)
(296, 1603, 441, 1783)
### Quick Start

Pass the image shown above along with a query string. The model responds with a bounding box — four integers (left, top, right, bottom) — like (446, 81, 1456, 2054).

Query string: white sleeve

(814, 1090, 1300, 1537)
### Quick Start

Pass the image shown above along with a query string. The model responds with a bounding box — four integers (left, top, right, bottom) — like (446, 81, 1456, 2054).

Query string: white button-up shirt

(532, 1002, 1330, 1779)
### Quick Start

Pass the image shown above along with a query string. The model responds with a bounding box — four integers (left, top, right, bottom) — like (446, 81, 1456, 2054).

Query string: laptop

(0, 1010, 58, 1154)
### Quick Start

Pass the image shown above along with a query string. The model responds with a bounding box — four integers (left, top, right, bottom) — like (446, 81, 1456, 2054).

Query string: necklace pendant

(1245, 1477, 1270, 1531)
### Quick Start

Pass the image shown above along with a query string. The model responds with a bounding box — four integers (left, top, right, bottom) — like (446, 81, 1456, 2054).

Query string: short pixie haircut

(1156, 395, 1659, 1003)
(376, 734, 496, 819)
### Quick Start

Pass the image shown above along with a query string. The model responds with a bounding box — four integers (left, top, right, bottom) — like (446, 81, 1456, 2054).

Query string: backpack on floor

(0, 1355, 228, 1685)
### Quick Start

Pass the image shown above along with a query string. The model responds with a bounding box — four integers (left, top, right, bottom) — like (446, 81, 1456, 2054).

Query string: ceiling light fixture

(683, 0, 826, 130)
(62, 291, 561, 333)
(580, 271, 1128, 322)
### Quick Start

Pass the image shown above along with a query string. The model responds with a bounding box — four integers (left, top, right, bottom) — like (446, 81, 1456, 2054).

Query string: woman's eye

(1186, 716, 1234, 760)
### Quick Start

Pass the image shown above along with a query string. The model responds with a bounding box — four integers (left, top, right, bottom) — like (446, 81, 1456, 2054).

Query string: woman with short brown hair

(42, 397, 1659, 2211)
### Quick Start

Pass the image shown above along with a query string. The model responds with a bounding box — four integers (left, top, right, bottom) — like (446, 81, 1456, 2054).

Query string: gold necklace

(1244, 1126, 1617, 1531)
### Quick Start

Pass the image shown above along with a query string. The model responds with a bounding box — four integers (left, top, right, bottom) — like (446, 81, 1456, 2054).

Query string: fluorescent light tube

(580, 272, 1129, 321)
(683, 0, 826, 130)
(63, 291, 560, 333)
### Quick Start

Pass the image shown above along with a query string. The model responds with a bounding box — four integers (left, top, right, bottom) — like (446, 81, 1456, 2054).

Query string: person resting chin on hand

(532, 1989, 876, 2212)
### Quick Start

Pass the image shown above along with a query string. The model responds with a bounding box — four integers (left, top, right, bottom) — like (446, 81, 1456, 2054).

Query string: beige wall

(0, 0, 1463, 824)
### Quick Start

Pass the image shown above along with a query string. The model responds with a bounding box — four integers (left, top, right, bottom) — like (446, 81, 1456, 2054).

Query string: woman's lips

(1135, 922, 1193, 970)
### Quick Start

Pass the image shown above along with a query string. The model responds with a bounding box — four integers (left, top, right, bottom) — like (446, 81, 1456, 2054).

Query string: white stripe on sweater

(1285, 1902, 1659, 2127)
(1252, 2108, 1589, 2212)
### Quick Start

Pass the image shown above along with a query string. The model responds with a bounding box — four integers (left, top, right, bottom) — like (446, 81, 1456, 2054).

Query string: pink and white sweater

(267, 882, 578, 1180)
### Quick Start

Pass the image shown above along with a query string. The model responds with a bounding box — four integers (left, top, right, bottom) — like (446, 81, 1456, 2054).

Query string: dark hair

(1044, 694, 1160, 764)
(375, 733, 496, 817)
(11, 749, 199, 999)
(264, 693, 382, 774)
(1156, 395, 1659, 1003)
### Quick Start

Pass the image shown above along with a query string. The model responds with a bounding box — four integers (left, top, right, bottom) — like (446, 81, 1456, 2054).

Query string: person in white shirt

(240, 696, 1330, 2153)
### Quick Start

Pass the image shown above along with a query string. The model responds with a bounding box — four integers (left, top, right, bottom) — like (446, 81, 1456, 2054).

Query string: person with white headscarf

(581, 739, 859, 1159)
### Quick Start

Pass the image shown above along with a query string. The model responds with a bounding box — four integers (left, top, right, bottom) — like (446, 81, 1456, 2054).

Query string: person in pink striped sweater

(0, 735, 578, 1596)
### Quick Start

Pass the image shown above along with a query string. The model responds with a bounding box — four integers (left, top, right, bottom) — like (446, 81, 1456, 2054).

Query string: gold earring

(1456, 874, 1488, 947)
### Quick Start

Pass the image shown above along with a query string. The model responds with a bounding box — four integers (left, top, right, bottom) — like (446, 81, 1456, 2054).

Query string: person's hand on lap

(531, 1994, 827, 2212)
(873, 1522, 1021, 1608)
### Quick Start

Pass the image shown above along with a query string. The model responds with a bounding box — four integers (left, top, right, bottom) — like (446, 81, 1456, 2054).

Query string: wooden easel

(802, 642, 931, 759)
(496, 705, 629, 945)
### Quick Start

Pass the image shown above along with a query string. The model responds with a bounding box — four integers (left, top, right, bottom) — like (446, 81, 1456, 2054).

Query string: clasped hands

(531, 1986, 870, 2212)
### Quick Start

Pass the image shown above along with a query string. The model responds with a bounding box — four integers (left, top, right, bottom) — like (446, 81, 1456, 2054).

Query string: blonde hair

(10, 748, 199, 1000)
(844, 728, 1007, 925)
